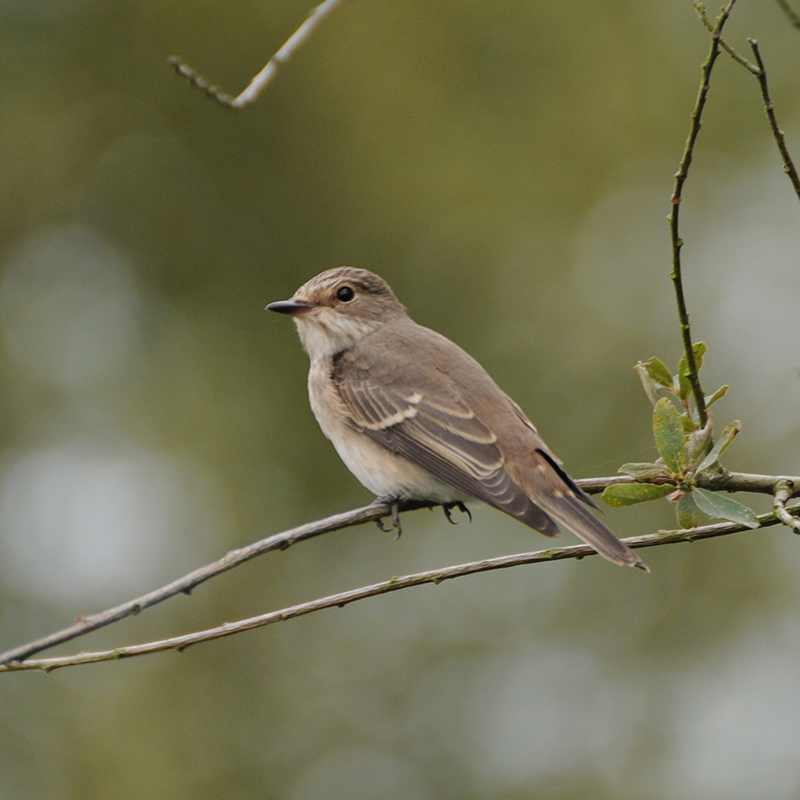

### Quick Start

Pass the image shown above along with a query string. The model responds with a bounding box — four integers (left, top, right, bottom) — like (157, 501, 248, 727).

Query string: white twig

(170, 0, 345, 109)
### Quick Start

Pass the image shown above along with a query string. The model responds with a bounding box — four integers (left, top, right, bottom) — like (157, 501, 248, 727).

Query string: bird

(267, 267, 648, 571)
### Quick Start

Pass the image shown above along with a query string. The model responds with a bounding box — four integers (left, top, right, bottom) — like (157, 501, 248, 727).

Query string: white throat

(294, 311, 378, 362)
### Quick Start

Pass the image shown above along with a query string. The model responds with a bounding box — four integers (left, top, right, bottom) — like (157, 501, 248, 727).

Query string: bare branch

(0, 497, 433, 667)
(692, 2, 759, 72)
(692, 0, 758, 75)
(0, 469, 798, 668)
(747, 39, 800, 202)
(692, 7, 800, 203)
(170, 0, 346, 109)
(4, 502, 799, 674)
(669, 1, 737, 428)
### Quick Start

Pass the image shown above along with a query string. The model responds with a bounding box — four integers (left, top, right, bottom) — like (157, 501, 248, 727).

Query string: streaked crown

(293, 267, 406, 322)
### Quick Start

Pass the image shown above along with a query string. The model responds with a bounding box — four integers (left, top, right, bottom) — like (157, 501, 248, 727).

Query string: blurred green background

(1, 1, 800, 797)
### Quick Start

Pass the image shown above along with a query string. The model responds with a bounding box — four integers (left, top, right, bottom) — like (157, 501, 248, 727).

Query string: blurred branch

(669, 2, 736, 428)
(169, 0, 345, 109)
(747, 39, 800, 201)
(3, 502, 799, 673)
(1, 470, 798, 668)
(776, 0, 800, 28)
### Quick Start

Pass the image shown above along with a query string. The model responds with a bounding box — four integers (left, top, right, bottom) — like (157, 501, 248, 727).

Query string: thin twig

(692, 7, 800, 203)
(692, 2, 758, 72)
(747, 39, 800, 201)
(4, 503, 799, 674)
(670, 1, 736, 428)
(170, 0, 345, 109)
(776, 0, 800, 28)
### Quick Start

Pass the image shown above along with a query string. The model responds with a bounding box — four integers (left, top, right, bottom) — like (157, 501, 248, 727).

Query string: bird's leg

(375, 498, 403, 539)
(442, 501, 472, 525)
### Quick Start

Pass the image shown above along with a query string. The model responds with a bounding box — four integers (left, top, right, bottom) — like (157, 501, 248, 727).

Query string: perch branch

(170, 0, 345, 109)
(1, 470, 798, 668)
(0, 498, 433, 667)
(3, 503, 799, 673)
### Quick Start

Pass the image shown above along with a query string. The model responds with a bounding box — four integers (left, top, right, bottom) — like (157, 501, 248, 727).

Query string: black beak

(266, 299, 312, 315)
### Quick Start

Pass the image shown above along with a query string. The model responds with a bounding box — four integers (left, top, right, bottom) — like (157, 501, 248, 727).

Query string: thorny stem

(670, 1, 736, 428)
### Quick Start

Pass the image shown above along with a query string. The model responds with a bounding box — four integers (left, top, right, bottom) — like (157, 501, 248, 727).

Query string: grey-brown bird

(267, 267, 647, 571)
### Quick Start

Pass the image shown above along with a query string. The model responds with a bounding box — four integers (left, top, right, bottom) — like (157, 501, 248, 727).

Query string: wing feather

(333, 339, 560, 537)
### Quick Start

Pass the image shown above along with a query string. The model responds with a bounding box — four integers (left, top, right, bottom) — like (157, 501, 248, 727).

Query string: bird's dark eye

(336, 285, 355, 302)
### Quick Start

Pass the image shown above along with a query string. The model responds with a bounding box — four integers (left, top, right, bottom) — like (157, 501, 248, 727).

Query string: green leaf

(694, 420, 741, 474)
(686, 423, 714, 470)
(676, 491, 704, 529)
(602, 483, 673, 507)
(693, 488, 760, 529)
(618, 463, 672, 481)
(705, 384, 729, 407)
(653, 397, 687, 475)
(676, 342, 708, 401)
(642, 357, 674, 389)
(679, 413, 697, 433)
(634, 363, 659, 406)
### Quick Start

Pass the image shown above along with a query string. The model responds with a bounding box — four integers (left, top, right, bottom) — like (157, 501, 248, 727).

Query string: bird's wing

(331, 329, 560, 536)
(331, 323, 648, 571)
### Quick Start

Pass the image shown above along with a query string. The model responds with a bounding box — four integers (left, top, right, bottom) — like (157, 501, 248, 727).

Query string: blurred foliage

(1, 1, 800, 798)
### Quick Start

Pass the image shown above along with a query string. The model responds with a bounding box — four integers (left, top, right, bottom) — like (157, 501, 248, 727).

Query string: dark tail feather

(535, 493, 649, 572)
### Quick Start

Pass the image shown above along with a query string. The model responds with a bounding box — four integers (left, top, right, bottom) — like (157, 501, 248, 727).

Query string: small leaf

(676, 343, 708, 401)
(686, 422, 714, 470)
(693, 488, 760, 528)
(642, 357, 674, 389)
(602, 483, 673, 507)
(677, 369, 691, 402)
(618, 463, 672, 481)
(679, 413, 697, 433)
(705, 384, 729, 407)
(676, 491, 704, 529)
(694, 420, 741, 474)
(653, 397, 687, 475)
(635, 363, 659, 406)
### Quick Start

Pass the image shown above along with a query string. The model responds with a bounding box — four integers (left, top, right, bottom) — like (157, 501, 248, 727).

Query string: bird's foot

(442, 501, 472, 525)
(375, 498, 403, 539)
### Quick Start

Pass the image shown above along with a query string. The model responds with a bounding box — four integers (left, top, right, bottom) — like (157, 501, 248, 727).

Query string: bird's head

(267, 267, 407, 360)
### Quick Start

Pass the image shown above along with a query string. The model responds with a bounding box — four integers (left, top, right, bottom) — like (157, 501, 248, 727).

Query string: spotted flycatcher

(268, 267, 647, 571)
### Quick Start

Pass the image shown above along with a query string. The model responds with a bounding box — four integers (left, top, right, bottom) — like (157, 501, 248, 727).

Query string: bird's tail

(537, 492, 649, 571)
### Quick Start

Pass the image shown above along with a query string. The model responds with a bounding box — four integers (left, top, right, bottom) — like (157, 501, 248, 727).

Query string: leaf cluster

(602, 345, 758, 529)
